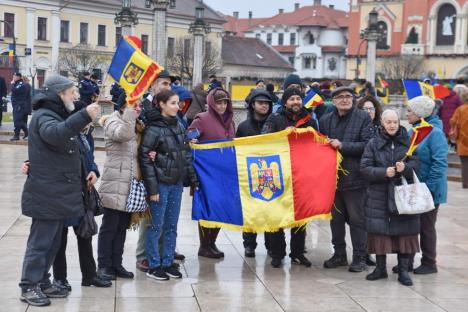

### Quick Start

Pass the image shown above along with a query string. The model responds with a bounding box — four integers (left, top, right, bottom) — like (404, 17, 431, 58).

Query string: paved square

(1, 145, 467, 312)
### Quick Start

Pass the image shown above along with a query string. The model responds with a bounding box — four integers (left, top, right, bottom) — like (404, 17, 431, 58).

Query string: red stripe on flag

(128, 63, 161, 103)
(288, 131, 337, 221)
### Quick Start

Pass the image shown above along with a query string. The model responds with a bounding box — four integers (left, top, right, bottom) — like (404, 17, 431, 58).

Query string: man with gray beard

(19, 75, 100, 307)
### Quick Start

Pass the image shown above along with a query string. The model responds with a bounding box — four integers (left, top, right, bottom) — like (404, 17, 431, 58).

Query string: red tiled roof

(321, 46, 345, 53)
(272, 45, 297, 53)
(256, 5, 348, 28)
(223, 15, 268, 37)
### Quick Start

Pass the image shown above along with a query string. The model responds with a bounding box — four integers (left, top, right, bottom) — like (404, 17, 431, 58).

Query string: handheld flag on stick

(378, 76, 389, 88)
(108, 36, 162, 104)
(406, 119, 433, 157)
(303, 89, 324, 109)
(403, 80, 435, 100)
(191, 128, 341, 232)
(8, 44, 15, 65)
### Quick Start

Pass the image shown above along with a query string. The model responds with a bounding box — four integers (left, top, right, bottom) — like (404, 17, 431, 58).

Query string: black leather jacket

(139, 108, 198, 196)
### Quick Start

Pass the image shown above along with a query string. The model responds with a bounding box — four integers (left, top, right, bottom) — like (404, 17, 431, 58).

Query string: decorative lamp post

(363, 8, 380, 85)
(0, 19, 18, 72)
(145, 0, 176, 66)
(115, 0, 139, 36)
(189, 4, 211, 86)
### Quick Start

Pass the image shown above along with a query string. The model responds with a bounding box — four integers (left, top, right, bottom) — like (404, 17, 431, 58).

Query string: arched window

(436, 3, 457, 46)
(376, 21, 389, 49)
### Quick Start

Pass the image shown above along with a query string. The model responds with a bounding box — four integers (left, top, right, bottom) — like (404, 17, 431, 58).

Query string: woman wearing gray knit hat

(402, 96, 448, 275)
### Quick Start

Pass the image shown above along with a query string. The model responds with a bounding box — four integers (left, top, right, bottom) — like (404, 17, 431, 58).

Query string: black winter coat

(262, 107, 318, 133)
(22, 92, 92, 220)
(237, 116, 268, 137)
(11, 79, 32, 114)
(140, 109, 198, 196)
(360, 127, 420, 236)
(319, 106, 374, 191)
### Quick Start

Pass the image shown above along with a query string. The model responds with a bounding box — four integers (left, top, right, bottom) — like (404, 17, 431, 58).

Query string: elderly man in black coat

(319, 86, 374, 272)
(19, 75, 100, 307)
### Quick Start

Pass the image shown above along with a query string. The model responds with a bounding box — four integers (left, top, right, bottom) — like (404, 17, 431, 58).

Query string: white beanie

(408, 96, 435, 118)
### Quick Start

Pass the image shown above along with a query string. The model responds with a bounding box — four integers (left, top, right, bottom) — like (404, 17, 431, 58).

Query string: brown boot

(198, 224, 223, 259)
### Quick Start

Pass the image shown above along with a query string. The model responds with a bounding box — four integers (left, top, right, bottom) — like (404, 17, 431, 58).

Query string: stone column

(152, 8, 167, 66)
(50, 10, 61, 74)
(26, 8, 36, 75)
(192, 30, 204, 86)
(365, 36, 377, 85)
(122, 24, 133, 36)
(455, 14, 467, 53)
(428, 15, 436, 54)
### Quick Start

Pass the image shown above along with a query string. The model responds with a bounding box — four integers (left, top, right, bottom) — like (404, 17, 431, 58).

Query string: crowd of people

(9, 69, 467, 307)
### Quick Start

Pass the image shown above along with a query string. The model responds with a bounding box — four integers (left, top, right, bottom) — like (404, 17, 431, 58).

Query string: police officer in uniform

(10, 73, 31, 140)
(79, 72, 98, 105)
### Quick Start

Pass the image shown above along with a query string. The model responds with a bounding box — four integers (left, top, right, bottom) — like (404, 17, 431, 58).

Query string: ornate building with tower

(347, 0, 468, 80)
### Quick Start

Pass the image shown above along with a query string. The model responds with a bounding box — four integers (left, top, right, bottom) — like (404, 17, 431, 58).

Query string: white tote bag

(394, 171, 435, 215)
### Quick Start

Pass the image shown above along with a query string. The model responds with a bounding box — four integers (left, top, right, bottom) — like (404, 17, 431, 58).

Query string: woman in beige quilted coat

(96, 94, 144, 281)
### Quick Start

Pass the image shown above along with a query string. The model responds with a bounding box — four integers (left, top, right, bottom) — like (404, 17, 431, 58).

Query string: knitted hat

(283, 74, 302, 90)
(43, 75, 75, 94)
(408, 96, 435, 118)
(282, 87, 303, 104)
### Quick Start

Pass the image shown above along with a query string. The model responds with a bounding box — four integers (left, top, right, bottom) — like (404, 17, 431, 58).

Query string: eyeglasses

(362, 107, 376, 112)
(333, 95, 353, 101)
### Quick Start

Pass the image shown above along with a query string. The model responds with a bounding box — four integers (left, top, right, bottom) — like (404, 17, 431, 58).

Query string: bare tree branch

(380, 55, 424, 80)
(58, 44, 112, 78)
(166, 38, 219, 83)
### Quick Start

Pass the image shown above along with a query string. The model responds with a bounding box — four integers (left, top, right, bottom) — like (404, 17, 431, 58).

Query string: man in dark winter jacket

(110, 82, 124, 105)
(10, 73, 31, 140)
(19, 75, 100, 307)
(262, 88, 318, 268)
(79, 72, 99, 105)
(237, 89, 273, 258)
(319, 86, 374, 273)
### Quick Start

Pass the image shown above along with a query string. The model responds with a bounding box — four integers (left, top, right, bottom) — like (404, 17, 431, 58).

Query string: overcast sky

(203, 0, 350, 18)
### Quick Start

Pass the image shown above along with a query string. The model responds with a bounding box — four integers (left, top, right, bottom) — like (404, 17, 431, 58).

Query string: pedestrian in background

(10, 72, 31, 140)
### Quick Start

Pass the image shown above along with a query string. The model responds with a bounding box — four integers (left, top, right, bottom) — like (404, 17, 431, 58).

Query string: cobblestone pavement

(1, 145, 467, 312)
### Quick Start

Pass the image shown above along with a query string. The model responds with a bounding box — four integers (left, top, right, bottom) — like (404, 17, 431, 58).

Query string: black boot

(397, 255, 413, 286)
(366, 255, 388, 281)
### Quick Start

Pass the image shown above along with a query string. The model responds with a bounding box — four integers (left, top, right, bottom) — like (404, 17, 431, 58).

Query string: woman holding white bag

(360, 109, 420, 286)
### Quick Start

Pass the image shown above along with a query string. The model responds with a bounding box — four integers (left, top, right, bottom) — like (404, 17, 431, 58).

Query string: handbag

(394, 171, 435, 215)
(126, 141, 148, 213)
(75, 209, 98, 239)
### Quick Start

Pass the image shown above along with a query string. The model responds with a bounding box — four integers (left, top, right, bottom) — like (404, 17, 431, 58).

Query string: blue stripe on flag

(403, 80, 423, 100)
(192, 146, 243, 226)
(108, 39, 135, 81)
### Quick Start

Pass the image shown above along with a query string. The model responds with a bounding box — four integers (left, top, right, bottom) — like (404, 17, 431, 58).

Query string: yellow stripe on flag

(418, 82, 435, 99)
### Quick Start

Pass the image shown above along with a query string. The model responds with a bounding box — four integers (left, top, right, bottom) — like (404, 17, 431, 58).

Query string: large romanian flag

(108, 36, 162, 103)
(191, 128, 341, 232)
(403, 80, 451, 100)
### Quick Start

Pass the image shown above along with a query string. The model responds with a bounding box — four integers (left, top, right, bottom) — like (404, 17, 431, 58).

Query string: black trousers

(265, 227, 306, 259)
(330, 190, 367, 257)
(53, 226, 97, 282)
(20, 219, 63, 290)
(13, 109, 28, 136)
(242, 232, 270, 250)
(97, 208, 131, 269)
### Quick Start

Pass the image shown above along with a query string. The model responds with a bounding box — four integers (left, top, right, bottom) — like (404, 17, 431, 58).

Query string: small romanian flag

(303, 89, 324, 109)
(403, 80, 435, 100)
(108, 36, 162, 103)
(8, 44, 14, 64)
(406, 119, 433, 157)
(378, 77, 389, 88)
(191, 128, 340, 232)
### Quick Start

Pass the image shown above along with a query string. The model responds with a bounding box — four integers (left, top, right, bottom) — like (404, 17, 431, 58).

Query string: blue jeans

(146, 183, 183, 269)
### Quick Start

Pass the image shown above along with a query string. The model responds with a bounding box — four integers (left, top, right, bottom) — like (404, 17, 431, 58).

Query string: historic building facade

(0, 0, 224, 87)
(347, 0, 468, 80)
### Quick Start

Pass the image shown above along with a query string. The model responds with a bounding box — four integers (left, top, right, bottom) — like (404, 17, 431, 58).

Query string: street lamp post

(115, 0, 139, 36)
(189, 5, 210, 87)
(145, 0, 176, 66)
(362, 8, 380, 85)
(0, 19, 18, 72)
